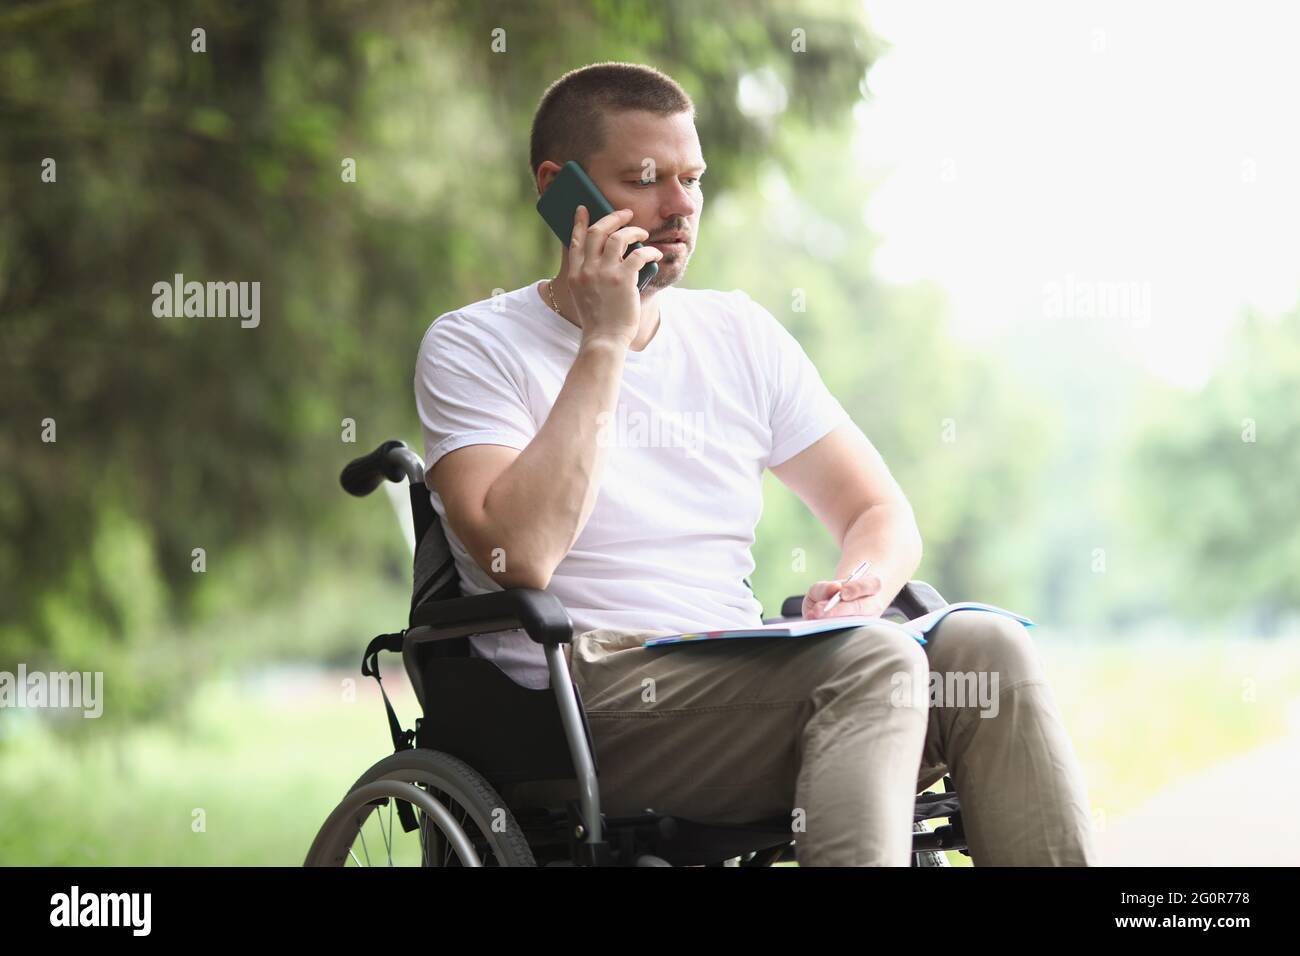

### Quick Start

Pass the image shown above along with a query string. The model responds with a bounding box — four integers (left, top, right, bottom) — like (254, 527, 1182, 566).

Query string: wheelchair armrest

(777, 579, 948, 622)
(887, 580, 947, 619)
(407, 587, 575, 646)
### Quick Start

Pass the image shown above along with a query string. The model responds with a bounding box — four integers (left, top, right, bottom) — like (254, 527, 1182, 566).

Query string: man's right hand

(802, 573, 886, 620)
(565, 205, 663, 348)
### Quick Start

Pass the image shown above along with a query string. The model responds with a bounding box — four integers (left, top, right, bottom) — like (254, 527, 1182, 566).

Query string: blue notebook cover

(642, 602, 1035, 647)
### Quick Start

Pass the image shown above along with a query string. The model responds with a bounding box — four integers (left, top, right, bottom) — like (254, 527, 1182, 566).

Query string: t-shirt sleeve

(414, 315, 537, 473)
(738, 291, 853, 469)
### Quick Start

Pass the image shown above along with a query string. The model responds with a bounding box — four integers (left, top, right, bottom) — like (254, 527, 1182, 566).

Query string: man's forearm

(479, 336, 626, 588)
(835, 500, 924, 609)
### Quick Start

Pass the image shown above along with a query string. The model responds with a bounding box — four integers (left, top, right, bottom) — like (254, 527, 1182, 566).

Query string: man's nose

(659, 180, 699, 221)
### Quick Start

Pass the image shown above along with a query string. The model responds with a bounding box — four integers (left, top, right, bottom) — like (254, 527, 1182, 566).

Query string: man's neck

(544, 274, 663, 352)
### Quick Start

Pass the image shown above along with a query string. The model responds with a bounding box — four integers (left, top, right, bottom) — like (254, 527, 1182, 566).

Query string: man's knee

(927, 610, 1045, 689)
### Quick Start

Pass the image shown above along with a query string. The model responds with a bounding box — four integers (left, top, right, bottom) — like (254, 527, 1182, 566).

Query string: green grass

(931, 628, 1300, 866)
(0, 666, 415, 865)
(2, 631, 1298, 865)
(1040, 628, 1300, 821)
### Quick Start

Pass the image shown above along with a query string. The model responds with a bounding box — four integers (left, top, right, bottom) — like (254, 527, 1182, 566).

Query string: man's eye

(627, 178, 702, 187)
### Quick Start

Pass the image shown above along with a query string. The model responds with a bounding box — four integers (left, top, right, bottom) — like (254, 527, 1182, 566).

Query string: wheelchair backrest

(408, 481, 462, 624)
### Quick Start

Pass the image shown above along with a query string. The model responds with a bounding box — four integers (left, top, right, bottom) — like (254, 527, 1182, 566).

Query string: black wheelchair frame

(307, 439, 970, 867)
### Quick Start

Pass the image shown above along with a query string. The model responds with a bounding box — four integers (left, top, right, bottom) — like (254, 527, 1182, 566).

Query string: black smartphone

(536, 160, 659, 291)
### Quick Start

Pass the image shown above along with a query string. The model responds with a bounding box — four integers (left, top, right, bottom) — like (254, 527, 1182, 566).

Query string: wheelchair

(303, 439, 970, 867)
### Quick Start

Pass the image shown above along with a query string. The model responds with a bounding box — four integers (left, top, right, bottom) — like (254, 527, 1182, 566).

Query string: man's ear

(535, 160, 562, 197)
(535, 161, 556, 197)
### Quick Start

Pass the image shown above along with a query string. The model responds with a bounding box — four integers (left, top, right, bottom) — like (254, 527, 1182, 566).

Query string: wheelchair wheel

(304, 749, 536, 867)
(912, 821, 951, 867)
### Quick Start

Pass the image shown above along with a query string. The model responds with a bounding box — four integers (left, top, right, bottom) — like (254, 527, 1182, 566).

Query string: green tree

(1119, 307, 1300, 631)
(1, 0, 878, 720)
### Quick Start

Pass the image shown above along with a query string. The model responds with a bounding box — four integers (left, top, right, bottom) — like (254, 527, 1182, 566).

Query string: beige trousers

(530, 609, 1099, 866)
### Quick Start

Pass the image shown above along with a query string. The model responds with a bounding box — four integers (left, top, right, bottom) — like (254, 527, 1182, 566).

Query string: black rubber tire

(912, 821, 950, 867)
(305, 749, 536, 867)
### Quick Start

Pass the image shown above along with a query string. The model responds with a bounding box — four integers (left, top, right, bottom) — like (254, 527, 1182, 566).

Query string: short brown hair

(529, 62, 695, 181)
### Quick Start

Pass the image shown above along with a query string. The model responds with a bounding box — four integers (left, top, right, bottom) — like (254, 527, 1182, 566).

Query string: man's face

(576, 109, 705, 291)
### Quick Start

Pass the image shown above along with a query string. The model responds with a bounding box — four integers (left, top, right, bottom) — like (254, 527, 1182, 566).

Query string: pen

(822, 559, 872, 613)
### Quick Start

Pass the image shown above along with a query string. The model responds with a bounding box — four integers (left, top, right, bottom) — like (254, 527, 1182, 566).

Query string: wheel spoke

(418, 785, 434, 867)
(384, 798, 395, 866)
(358, 824, 372, 867)
(374, 809, 389, 864)
(437, 789, 454, 867)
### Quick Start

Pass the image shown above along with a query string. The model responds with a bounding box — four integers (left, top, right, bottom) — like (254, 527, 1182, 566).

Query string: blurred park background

(2, 0, 1298, 865)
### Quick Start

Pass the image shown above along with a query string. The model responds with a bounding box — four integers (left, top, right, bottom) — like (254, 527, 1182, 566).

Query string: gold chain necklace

(545, 277, 566, 320)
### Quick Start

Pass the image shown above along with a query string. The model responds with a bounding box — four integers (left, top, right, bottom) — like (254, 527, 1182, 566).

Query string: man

(415, 61, 1098, 866)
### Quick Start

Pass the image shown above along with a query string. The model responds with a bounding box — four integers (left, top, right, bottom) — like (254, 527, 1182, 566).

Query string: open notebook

(642, 601, 1035, 647)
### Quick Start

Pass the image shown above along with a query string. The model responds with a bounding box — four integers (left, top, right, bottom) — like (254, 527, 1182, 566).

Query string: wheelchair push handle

(340, 439, 427, 496)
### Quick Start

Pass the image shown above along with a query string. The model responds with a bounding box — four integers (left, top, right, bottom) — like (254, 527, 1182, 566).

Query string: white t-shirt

(414, 281, 851, 689)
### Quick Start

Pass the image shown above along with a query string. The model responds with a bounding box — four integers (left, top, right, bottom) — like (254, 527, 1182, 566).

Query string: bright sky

(855, 0, 1300, 389)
